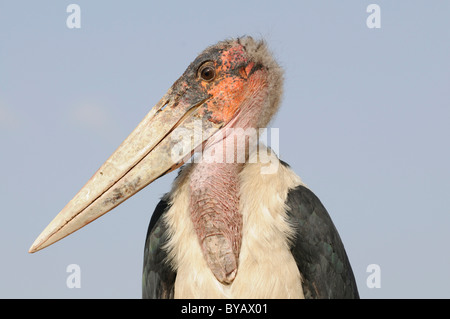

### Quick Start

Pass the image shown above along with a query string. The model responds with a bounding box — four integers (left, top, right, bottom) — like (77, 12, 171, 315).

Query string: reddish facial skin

(199, 46, 264, 125)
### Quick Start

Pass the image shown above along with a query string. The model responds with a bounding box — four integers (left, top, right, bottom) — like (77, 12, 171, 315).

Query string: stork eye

(198, 62, 216, 82)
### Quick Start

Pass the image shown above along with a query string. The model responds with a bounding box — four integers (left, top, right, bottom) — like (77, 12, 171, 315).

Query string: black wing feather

(142, 198, 176, 299)
(286, 185, 359, 299)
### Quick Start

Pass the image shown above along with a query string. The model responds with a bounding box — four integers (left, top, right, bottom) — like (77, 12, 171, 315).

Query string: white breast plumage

(163, 145, 306, 298)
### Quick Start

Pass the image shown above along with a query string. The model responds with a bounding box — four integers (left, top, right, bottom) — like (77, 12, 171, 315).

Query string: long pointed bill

(29, 89, 221, 253)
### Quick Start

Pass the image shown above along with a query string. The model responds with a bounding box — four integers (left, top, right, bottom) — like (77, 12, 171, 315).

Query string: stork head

(178, 36, 284, 129)
(29, 36, 284, 253)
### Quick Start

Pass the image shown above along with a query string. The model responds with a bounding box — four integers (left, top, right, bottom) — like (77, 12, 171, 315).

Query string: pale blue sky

(1, 1, 449, 298)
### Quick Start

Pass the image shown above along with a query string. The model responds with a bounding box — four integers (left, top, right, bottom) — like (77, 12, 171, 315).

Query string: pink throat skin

(189, 161, 243, 284)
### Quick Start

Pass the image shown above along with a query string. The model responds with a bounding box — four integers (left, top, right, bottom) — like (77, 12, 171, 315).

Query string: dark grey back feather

(286, 185, 359, 298)
(142, 198, 176, 299)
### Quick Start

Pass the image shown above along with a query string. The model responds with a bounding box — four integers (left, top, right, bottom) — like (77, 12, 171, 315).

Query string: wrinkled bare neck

(189, 161, 243, 284)
(188, 84, 268, 284)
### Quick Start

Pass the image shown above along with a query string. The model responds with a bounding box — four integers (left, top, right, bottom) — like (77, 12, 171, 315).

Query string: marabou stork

(29, 37, 359, 299)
